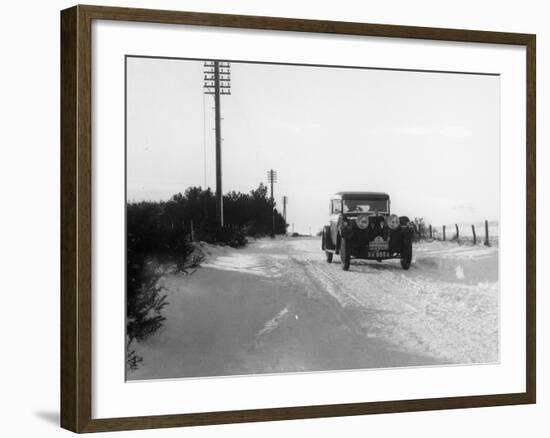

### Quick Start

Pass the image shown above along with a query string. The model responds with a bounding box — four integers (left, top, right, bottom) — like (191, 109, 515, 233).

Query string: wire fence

(413, 220, 499, 246)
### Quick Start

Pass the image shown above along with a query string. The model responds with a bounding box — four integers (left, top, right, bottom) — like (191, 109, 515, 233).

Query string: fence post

(472, 224, 476, 245)
(484, 220, 490, 246)
(190, 219, 195, 242)
(443, 225, 446, 241)
(429, 224, 433, 239)
(455, 224, 460, 244)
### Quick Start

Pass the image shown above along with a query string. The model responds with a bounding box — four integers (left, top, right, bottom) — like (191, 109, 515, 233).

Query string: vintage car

(321, 192, 413, 271)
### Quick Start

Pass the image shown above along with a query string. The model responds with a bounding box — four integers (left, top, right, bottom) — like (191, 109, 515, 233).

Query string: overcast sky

(126, 57, 500, 234)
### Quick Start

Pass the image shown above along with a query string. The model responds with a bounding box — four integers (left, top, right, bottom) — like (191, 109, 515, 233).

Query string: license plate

(368, 251, 389, 258)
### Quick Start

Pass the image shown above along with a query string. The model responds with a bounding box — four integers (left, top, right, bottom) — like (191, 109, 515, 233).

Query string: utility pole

(267, 169, 278, 237)
(204, 61, 231, 227)
(282, 196, 288, 224)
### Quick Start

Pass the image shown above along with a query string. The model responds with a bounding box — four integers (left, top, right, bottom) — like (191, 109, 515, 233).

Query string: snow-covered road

(129, 237, 499, 380)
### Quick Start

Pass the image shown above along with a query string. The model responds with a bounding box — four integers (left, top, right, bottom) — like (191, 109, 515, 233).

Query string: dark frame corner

(61, 4, 536, 433)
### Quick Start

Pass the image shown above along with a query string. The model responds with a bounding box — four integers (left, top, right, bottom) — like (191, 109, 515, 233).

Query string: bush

(198, 225, 248, 248)
(126, 201, 203, 371)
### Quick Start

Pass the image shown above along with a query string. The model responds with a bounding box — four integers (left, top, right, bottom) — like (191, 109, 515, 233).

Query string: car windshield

(343, 199, 388, 213)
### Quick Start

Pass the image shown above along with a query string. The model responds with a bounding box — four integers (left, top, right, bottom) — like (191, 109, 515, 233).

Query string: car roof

(332, 191, 389, 200)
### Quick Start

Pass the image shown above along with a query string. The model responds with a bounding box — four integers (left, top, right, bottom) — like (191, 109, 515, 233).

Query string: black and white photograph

(125, 56, 500, 381)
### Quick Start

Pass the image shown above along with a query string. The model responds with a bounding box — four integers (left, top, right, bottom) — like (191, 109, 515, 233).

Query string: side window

(331, 199, 342, 214)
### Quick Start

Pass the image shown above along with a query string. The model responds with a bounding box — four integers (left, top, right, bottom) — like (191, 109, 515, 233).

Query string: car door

(329, 199, 342, 247)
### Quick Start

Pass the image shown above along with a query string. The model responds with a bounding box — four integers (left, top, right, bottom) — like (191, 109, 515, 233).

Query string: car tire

(401, 241, 412, 270)
(326, 251, 333, 263)
(340, 237, 351, 271)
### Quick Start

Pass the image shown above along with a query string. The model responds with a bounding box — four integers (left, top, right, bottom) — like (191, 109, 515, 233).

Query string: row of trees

(126, 183, 287, 370)
(165, 183, 287, 239)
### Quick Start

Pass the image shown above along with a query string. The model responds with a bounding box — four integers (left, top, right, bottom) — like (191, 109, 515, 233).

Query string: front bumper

(340, 222, 413, 259)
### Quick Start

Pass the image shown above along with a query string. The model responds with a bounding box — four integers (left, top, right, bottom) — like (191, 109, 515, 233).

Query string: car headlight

(356, 214, 369, 229)
(387, 214, 400, 230)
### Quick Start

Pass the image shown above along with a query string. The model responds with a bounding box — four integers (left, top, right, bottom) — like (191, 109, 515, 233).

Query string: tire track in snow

(288, 257, 367, 342)
(255, 306, 290, 339)
(302, 256, 494, 363)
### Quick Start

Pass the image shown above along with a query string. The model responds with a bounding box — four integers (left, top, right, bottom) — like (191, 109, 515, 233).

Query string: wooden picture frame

(61, 4, 536, 433)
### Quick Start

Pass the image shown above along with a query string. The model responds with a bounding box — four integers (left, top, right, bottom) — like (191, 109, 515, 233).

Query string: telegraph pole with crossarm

(267, 169, 277, 237)
(204, 61, 231, 227)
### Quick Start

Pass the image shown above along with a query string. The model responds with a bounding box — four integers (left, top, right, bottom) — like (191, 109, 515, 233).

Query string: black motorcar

(321, 192, 413, 271)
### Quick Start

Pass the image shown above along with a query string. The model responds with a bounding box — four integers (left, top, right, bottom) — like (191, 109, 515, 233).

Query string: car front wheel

(340, 237, 351, 271)
(400, 241, 412, 270)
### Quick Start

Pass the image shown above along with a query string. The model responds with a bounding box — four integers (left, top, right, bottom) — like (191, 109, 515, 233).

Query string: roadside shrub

(126, 201, 203, 371)
(197, 225, 248, 248)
